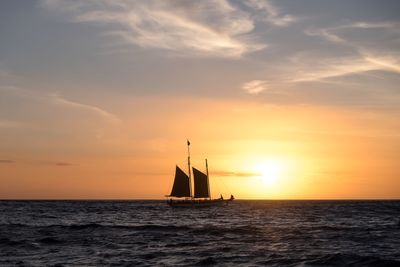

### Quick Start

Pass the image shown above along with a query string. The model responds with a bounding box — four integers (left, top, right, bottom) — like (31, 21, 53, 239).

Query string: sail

(169, 166, 191, 197)
(193, 167, 210, 198)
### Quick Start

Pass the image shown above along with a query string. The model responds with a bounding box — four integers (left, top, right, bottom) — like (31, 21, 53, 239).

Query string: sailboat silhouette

(166, 141, 234, 207)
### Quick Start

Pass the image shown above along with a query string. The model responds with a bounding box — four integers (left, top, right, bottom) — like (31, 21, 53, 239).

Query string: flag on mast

(187, 140, 190, 146)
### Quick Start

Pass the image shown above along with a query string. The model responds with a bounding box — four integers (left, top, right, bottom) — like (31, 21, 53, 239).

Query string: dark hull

(167, 198, 233, 208)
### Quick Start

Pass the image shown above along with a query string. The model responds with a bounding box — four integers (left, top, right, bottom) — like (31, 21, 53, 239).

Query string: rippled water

(0, 200, 399, 266)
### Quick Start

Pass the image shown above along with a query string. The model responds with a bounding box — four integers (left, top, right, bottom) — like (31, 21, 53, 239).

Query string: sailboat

(166, 140, 234, 207)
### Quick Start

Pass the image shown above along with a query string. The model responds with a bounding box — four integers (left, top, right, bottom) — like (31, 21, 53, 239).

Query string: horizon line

(1, 198, 399, 201)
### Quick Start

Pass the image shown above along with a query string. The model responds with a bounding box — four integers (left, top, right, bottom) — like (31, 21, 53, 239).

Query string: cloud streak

(212, 170, 261, 177)
(245, 0, 296, 26)
(0, 159, 15, 164)
(42, 0, 266, 58)
(242, 80, 268, 94)
(50, 93, 121, 124)
(289, 55, 400, 83)
(53, 161, 75, 166)
(23, 160, 76, 166)
(1, 86, 120, 124)
(263, 20, 400, 84)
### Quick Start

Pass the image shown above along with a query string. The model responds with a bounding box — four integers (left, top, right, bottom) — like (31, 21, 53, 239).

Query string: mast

(187, 140, 192, 198)
(205, 158, 211, 199)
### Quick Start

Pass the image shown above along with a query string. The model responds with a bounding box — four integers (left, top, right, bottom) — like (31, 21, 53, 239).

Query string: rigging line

(220, 176, 232, 196)
(213, 172, 223, 197)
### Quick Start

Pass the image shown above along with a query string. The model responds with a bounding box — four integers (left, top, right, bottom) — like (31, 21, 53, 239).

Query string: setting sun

(254, 159, 284, 186)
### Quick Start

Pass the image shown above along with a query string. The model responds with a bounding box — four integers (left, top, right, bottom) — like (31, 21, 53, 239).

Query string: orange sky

(1, 96, 399, 199)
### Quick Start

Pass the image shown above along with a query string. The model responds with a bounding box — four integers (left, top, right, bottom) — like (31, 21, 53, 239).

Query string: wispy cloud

(245, 0, 296, 26)
(234, 18, 400, 102)
(289, 55, 400, 83)
(1, 86, 120, 124)
(305, 21, 399, 45)
(0, 159, 15, 164)
(364, 55, 400, 73)
(212, 170, 260, 177)
(50, 93, 121, 124)
(304, 28, 346, 44)
(242, 80, 268, 94)
(346, 21, 399, 30)
(240, 18, 400, 106)
(53, 161, 75, 166)
(24, 159, 76, 167)
(293, 20, 400, 82)
(42, 0, 266, 58)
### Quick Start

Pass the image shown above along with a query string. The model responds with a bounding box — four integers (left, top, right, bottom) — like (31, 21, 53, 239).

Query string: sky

(1, 0, 400, 199)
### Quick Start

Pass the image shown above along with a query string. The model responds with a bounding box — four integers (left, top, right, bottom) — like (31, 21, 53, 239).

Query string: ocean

(0, 200, 399, 266)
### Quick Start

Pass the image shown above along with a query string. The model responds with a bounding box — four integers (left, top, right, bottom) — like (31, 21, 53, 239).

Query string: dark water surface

(0, 200, 399, 266)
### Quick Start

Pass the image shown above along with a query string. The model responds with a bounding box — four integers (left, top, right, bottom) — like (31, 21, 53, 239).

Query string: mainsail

(193, 167, 210, 198)
(169, 166, 191, 197)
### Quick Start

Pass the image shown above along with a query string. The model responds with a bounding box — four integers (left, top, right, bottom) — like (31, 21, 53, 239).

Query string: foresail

(193, 167, 210, 198)
(169, 166, 191, 197)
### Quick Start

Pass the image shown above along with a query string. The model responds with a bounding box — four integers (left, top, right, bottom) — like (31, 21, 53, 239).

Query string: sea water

(0, 200, 399, 266)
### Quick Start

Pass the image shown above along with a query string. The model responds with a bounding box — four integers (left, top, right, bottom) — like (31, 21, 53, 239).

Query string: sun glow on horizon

(221, 156, 303, 199)
(253, 159, 287, 187)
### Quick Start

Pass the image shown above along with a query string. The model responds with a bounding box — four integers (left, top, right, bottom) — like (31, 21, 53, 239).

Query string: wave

(190, 225, 261, 236)
(0, 223, 194, 233)
(38, 237, 63, 244)
(300, 253, 400, 267)
(0, 237, 24, 246)
(195, 257, 217, 266)
(67, 223, 105, 230)
(1, 201, 399, 266)
(0, 223, 260, 235)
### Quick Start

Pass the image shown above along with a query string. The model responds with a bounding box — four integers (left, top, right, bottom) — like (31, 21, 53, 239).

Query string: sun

(254, 160, 284, 186)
